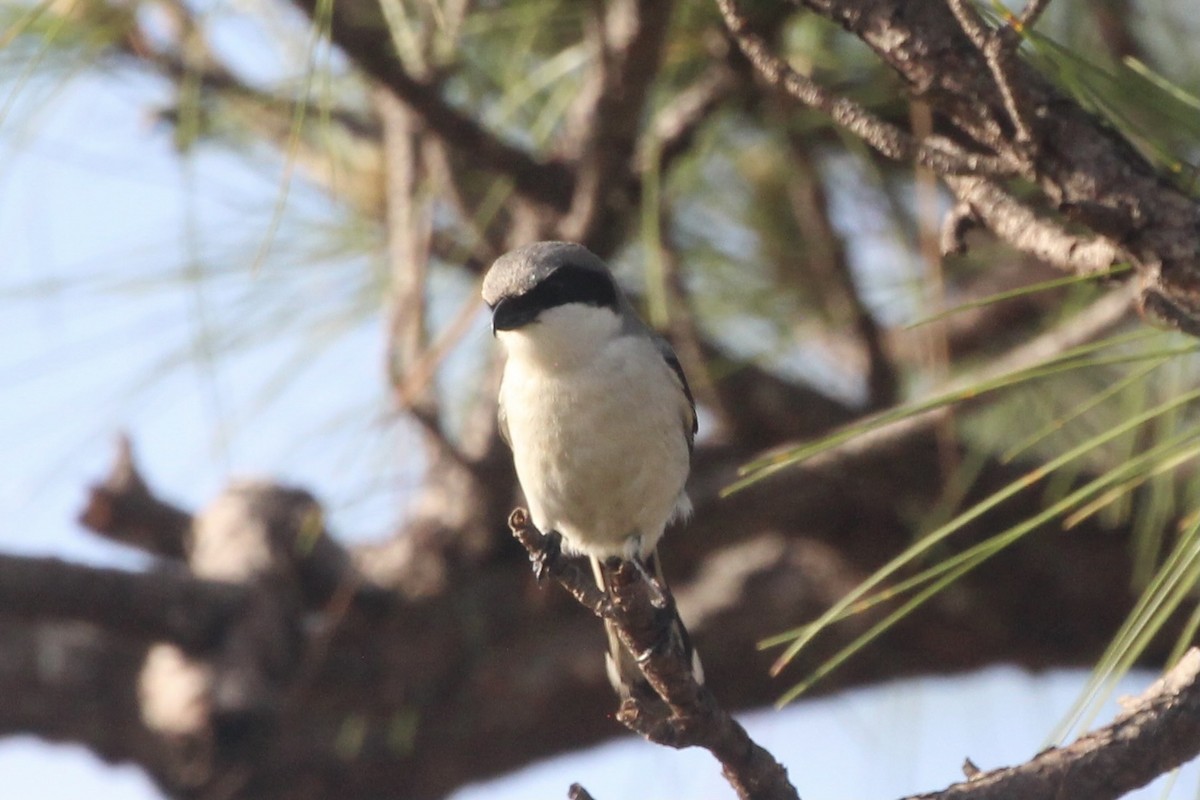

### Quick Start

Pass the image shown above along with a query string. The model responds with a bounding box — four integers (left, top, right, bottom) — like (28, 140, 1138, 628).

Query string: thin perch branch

(508, 509, 800, 800)
(516, 506, 1200, 800)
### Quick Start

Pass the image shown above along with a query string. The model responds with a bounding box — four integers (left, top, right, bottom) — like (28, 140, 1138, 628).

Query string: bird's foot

(631, 557, 670, 609)
(531, 529, 563, 583)
(633, 603, 685, 666)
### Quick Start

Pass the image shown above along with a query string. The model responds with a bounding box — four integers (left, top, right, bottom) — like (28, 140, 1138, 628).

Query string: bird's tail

(589, 550, 704, 706)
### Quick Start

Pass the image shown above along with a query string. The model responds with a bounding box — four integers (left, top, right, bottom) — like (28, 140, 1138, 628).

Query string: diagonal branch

(777, 0, 1200, 336)
(645, 63, 737, 176)
(944, 175, 1125, 275)
(509, 510, 799, 800)
(905, 648, 1200, 800)
(289, 0, 574, 211)
(944, 0, 1039, 152)
(716, 0, 1019, 178)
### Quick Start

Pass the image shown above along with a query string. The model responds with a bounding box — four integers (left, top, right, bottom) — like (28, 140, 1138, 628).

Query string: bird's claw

(530, 530, 563, 583)
(630, 557, 670, 609)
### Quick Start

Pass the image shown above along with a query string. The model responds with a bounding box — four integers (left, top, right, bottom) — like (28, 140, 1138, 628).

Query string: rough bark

(777, 0, 1200, 333)
(903, 649, 1200, 800)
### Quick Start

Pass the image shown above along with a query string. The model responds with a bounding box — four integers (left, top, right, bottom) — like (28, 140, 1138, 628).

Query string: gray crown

(481, 241, 611, 306)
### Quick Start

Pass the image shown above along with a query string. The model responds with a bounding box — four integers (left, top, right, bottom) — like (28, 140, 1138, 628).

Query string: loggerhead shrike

(482, 241, 703, 702)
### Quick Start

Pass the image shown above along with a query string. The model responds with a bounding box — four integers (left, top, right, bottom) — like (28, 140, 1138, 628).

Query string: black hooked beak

(491, 296, 539, 335)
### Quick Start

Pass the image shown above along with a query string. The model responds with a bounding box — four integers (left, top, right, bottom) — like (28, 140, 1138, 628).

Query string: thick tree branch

(906, 648, 1200, 800)
(718, 0, 1134, 285)
(0, 416, 1178, 800)
(778, 0, 1200, 335)
(716, 0, 1018, 178)
(0, 555, 244, 653)
(0, 617, 176, 787)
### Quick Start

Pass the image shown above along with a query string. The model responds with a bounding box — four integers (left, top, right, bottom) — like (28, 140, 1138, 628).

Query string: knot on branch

(77, 437, 392, 785)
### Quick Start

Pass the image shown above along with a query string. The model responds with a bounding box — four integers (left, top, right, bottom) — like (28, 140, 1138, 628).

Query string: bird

(482, 240, 703, 704)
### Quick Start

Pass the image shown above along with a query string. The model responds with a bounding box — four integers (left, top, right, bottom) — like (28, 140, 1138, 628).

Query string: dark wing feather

(657, 341, 698, 452)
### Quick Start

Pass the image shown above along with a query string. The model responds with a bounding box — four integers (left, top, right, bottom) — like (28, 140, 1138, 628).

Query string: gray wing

(657, 339, 698, 452)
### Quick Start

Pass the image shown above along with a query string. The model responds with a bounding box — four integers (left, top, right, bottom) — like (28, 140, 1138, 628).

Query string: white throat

(497, 303, 623, 369)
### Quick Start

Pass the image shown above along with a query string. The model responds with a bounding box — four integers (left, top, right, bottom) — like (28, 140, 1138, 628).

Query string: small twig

(942, 0, 989, 51)
(78, 435, 192, 560)
(944, 0, 1040, 153)
(568, 784, 597, 800)
(940, 201, 981, 257)
(716, 0, 1018, 178)
(392, 289, 487, 415)
(641, 63, 736, 174)
(509, 510, 800, 800)
(422, 137, 505, 261)
(943, 175, 1124, 275)
(1017, 0, 1053, 30)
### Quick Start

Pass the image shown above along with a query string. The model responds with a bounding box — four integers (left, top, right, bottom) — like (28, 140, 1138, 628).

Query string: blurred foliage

(5, 0, 1200, 738)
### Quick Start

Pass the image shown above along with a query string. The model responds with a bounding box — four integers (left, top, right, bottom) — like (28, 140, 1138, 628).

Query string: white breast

(498, 306, 691, 559)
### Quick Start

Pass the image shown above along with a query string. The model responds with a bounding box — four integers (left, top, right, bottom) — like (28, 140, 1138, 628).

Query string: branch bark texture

(906, 649, 1200, 800)
(509, 509, 798, 800)
(722, 0, 1200, 333)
